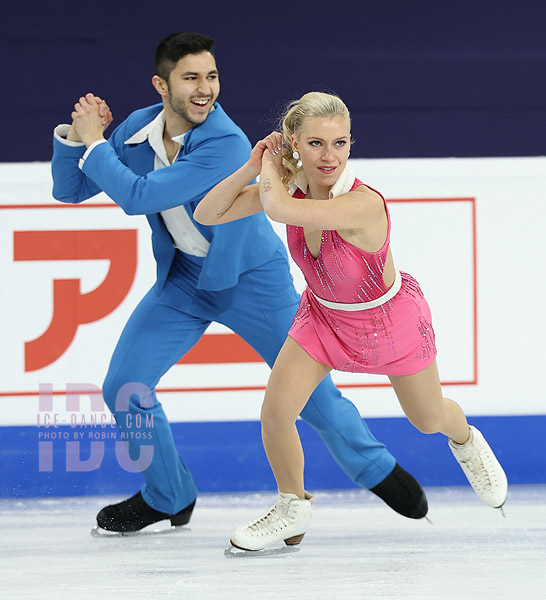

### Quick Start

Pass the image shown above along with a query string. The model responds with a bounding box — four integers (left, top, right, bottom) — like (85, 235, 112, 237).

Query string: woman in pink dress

(194, 92, 507, 552)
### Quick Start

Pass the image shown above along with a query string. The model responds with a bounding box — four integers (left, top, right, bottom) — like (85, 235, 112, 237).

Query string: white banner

(1, 157, 545, 424)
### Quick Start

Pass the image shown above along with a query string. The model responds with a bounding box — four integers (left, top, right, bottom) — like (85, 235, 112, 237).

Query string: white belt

(310, 270, 402, 312)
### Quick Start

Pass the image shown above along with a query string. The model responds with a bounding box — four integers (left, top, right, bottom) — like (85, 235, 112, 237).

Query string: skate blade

(224, 545, 300, 558)
(91, 523, 190, 538)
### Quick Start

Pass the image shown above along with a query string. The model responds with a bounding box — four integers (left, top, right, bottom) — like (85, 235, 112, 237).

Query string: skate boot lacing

(245, 500, 297, 537)
(449, 426, 508, 510)
(462, 450, 498, 491)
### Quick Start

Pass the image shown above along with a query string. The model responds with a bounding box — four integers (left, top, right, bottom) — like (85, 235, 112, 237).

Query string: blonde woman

(195, 92, 507, 551)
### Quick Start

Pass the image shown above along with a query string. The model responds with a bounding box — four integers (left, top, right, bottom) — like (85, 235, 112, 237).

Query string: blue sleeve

(51, 137, 102, 203)
(50, 122, 128, 203)
(79, 133, 250, 215)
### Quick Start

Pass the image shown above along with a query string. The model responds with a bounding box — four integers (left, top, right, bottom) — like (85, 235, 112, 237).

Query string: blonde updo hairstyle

(279, 91, 351, 185)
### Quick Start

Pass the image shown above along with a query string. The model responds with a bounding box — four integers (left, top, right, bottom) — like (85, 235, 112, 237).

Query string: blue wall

(2, 0, 546, 161)
(1, 416, 544, 498)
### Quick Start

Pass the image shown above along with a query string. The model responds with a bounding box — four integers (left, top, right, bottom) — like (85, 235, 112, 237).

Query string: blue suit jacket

(51, 102, 286, 291)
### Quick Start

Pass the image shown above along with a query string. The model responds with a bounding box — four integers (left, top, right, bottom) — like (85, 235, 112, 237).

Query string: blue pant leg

(220, 252, 396, 489)
(300, 377, 395, 488)
(102, 283, 209, 513)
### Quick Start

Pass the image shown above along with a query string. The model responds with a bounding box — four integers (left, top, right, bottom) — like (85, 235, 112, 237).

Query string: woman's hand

(261, 142, 283, 174)
(248, 131, 283, 170)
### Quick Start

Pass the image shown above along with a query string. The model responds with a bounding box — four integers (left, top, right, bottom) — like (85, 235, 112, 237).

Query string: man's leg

(221, 252, 427, 517)
(102, 282, 211, 516)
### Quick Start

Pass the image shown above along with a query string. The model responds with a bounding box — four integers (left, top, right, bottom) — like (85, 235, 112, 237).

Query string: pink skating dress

(286, 171, 437, 376)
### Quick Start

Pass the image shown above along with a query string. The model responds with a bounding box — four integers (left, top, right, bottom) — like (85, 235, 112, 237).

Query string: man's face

(164, 51, 220, 130)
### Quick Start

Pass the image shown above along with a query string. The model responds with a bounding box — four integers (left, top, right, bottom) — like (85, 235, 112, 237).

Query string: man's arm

(51, 127, 103, 203)
(51, 95, 114, 204)
(67, 94, 251, 215)
(80, 136, 251, 215)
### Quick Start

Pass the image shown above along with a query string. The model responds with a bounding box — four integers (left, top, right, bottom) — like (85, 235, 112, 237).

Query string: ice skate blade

(224, 545, 300, 558)
(91, 524, 190, 538)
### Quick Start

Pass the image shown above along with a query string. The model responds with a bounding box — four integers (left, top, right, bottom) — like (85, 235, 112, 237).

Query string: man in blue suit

(52, 32, 427, 534)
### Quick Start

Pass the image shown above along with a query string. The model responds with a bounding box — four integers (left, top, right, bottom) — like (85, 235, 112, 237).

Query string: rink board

(1, 157, 545, 498)
(1, 414, 544, 498)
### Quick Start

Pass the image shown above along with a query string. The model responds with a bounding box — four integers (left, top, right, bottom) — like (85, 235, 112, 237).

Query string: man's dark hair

(154, 32, 215, 81)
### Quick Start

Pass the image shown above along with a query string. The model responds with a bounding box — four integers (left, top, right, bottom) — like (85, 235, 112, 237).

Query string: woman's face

(292, 115, 351, 189)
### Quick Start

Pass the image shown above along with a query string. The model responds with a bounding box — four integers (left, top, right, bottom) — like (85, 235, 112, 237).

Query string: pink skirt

(288, 272, 437, 376)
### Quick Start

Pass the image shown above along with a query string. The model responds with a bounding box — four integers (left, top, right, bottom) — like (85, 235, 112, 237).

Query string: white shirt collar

(124, 109, 186, 166)
(288, 164, 356, 198)
(123, 105, 216, 146)
(124, 109, 166, 144)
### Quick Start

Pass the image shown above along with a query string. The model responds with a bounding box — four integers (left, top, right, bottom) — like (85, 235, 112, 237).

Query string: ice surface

(1, 485, 545, 600)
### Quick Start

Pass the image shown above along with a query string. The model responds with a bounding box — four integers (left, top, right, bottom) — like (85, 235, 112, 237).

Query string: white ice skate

(230, 490, 314, 552)
(449, 426, 507, 509)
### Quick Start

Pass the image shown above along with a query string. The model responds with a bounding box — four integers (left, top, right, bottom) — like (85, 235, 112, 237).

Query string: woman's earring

(292, 151, 302, 168)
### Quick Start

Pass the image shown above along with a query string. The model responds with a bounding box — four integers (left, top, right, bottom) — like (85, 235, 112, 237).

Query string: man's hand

(67, 93, 113, 146)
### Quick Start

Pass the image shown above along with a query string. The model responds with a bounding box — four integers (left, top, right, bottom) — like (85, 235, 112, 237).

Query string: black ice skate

(91, 491, 196, 537)
(370, 463, 428, 519)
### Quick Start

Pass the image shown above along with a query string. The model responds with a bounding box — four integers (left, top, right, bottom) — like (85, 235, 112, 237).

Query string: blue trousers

(102, 250, 395, 513)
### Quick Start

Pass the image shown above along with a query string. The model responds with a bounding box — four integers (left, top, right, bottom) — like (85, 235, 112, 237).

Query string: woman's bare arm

(194, 132, 283, 225)
(194, 162, 262, 225)
(259, 153, 385, 231)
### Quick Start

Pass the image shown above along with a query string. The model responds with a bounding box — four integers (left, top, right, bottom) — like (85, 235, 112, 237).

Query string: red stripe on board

(0, 379, 476, 397)
(0, 203, 116, 209)
(388, 197, 474, 203)
(0, 198, 474, 210)
(471, 198, 478, 384)
(1, 196, 477, 393)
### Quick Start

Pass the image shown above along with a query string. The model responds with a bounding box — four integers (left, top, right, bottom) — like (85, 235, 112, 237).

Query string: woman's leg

(388, 360, 470, 444)
(261, 336, 331, 499)
(222, 253, 400, 491)
(230, 336, 330, 550)
(389, 360, 507, 508)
